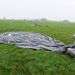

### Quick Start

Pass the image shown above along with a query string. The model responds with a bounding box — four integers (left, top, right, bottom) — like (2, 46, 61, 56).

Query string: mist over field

(0, 0, 75, 22)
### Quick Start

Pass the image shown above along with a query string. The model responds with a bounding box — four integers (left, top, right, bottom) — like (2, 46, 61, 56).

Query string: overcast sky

(0, 0, 75, 22)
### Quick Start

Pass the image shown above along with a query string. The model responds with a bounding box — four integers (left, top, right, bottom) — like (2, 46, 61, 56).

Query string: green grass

(0, 20, 75, 75)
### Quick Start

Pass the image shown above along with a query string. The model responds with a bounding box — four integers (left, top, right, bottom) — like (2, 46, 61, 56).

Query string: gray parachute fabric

(0, 31, 75, 57)
(0, 31, 65, 52)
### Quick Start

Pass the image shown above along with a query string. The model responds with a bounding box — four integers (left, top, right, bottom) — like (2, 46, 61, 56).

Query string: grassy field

(0, 20, 75, 75)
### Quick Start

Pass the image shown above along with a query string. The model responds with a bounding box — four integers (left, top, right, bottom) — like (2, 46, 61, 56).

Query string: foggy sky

(0, 0, 75, 22)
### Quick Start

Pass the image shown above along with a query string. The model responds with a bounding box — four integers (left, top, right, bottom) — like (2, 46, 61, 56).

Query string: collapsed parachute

(0, 31, 75, 57)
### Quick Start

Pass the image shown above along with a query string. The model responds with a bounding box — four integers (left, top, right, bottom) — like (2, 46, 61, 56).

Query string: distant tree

(4, 17, 5, 20)
(41, 18, 47, 21)
(63, 20, 70, 22)
(12, 18, 14, 20)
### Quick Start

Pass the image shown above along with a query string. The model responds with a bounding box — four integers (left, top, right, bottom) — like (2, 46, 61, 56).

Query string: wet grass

(0, 20, 75, 75)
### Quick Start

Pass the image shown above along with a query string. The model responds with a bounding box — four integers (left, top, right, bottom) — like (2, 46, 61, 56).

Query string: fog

(0, 0, 75, 22)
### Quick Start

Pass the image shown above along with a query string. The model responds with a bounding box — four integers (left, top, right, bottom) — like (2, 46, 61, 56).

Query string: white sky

(0, 0, 75, 22)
